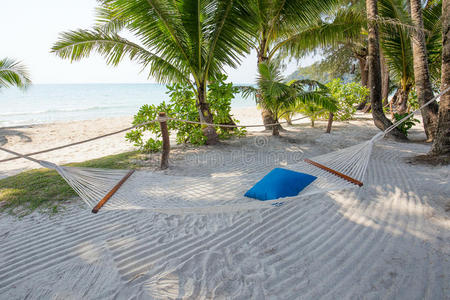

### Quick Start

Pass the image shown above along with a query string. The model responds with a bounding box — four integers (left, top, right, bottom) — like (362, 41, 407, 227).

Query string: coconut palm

(430, 0, 450, 155)
(241, 61, 337, 135)
(366, 0, 406, 139)
(410, 0, 440, 141)
(51, 0, 255, 144)
(0, 58, 31, 90)
(379, 0, 442, 141)
(247, 0, 337, 130)
(283, 0, 441, 139)
(378, 0, 414, 114)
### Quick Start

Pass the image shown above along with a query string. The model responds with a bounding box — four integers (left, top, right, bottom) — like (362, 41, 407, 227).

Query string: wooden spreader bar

(304, 159, 363, 187)
(92, 170, 135, 214)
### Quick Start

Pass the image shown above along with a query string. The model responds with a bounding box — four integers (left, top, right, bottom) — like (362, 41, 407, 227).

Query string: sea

(0, 83, 255, 127)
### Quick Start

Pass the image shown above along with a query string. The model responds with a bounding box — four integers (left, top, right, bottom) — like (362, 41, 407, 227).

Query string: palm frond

(204, 0, 255, 78)
(275, 9, 366, 59)
(379, 0, 414, 86)
(422, 0, 442, 82)
(51, 29, 190, 85)
(289, 79, 329, 91)
(296, 91, 338, 112)
(0, 58, 32, 90)
(95, 5, 128, 33)
(238, 85, 259, 102)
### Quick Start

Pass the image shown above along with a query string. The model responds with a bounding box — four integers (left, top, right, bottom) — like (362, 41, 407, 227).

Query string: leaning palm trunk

(356, 54, 369, 110)
(410, 0, 440, 141)
(366, 0, 407, 140)
(381, 52, 390, 106)
(430, 0, 450, 155)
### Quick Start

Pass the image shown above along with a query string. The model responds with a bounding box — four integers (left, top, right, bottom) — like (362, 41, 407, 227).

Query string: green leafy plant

(393, 113, 420, 136)
(325, 78, 369, 121)
(241, 61, 337, 134)
(408, 89, 420, 112)
(126, 76, 245, 152)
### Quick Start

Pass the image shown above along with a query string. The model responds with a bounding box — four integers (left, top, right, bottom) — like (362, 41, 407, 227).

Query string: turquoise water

(0, 84, 255, 127)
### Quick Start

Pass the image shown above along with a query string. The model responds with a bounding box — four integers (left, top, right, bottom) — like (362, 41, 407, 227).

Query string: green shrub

(126, 75, 246, 152)
(325, 78, 369, 121)
(393, 113, 420, 137)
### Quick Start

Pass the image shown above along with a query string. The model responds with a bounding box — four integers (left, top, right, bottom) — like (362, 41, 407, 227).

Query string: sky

(1, 0, 319, 84)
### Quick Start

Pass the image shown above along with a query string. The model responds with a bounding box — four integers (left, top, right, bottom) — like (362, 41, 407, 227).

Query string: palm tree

(378, 0, 414, 114)
(379, 0, 442, 135)
(51, 0, 255, 144)
(248, 0, 336, 130)
(279, 2, 369, 97)
(241, 61, 337, 135)
(410, 0, 440, 141)
(285, 0, 441, 139)
(366, 0, 407, 139)
(430, 0, 450, 155)
(0, 58, 31, 90)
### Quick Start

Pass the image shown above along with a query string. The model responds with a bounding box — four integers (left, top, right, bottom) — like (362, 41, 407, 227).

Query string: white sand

(0, 108, 449, 299)
(0, 107, 267, 179)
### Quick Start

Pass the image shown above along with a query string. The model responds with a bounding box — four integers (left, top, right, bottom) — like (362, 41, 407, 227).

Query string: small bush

(393, 113, 420, 137)
(126, 74, 246, 152)
(325, 78, 369, 121)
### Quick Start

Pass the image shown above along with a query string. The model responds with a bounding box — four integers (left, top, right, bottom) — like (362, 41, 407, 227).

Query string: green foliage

(295, 102, 323, 127)
(126, 76, 245, 152)
(408, 89, 420, 111)
(325, 78, 369, 121)
(285, 47, 359, 84)
(51, 0, 257, 135)
(52, 0, 255, 86)
(242, 61, 337, 128)
(393, 113, 420, 137)
(249, 0, 337, 62)
(0, 58, 31, 90)
(292, 78, 367, 127)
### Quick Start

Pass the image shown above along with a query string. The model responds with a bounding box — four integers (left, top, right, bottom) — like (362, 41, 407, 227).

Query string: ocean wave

(0, 104, 134, 117)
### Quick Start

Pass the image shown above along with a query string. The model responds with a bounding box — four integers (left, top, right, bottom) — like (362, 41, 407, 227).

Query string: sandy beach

(0, 107, 273, 179)
(0, 108, 449, 299)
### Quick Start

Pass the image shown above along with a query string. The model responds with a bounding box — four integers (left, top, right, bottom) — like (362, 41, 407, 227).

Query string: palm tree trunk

(286, 115, 292, 125)
(356, 54, 369, 110)
(430, 0, 450, 155)
(197, 84, 218, 145)
(326, 112, 334, 133)
(410, 0, 440, 141)
(257, 42, 283, 132)
(272, 122, 280, 136)
(397, 83, 412, 114)
(366, 0, 407, 140)
(381, 52, 390, 106)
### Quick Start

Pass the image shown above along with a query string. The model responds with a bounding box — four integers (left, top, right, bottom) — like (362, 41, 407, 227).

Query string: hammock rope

(0, 87, 448, 214)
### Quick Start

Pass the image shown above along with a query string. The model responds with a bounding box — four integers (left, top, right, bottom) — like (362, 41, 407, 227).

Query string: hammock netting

(37, 138, 376, 214)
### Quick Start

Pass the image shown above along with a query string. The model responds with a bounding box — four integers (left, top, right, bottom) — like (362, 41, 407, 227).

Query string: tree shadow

(0, 126, 32, 147)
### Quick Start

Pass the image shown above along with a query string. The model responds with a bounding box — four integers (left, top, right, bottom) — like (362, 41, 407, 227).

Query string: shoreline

(0, 104, 258, 129)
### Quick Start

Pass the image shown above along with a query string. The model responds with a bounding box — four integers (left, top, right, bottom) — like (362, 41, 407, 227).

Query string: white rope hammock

(0, 88, 448, 214)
